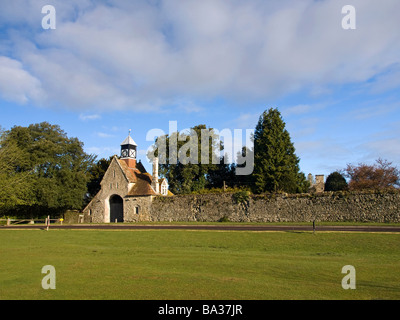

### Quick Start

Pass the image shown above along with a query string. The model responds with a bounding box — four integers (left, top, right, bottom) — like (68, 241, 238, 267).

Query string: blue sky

(1, 0, 400, 177)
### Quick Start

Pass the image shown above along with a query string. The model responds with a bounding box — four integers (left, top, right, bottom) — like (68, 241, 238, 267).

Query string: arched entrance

(109, 195, 124, 222)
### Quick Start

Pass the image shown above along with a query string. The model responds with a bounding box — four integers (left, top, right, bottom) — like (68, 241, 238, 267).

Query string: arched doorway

(109, 195, 124, 222)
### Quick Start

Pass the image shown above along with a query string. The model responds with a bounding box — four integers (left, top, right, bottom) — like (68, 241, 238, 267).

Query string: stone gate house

(83, 133, 170, 223)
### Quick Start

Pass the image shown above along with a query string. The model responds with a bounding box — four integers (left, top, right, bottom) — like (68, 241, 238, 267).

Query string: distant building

(83, 132, 171, 223)
(308, 173, 325, 193)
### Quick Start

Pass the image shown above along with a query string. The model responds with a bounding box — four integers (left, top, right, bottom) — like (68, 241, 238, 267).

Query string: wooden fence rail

(0, 218, 60, 226)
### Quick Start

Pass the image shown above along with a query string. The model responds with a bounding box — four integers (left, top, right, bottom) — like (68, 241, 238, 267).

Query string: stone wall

(150, 190, 400, 223)
(124, 196, 153, 222)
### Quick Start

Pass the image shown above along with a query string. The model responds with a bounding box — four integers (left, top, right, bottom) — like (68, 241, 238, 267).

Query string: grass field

(0, 229, 399, 300)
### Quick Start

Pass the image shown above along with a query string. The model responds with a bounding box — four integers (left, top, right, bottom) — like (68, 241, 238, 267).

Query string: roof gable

(98, 156, 171, 197)
(100, 156, 130, 185)
(117, 158, 158, 196)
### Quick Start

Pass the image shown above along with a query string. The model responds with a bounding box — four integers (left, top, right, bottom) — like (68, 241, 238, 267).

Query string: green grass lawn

(0, 229, 399, 300)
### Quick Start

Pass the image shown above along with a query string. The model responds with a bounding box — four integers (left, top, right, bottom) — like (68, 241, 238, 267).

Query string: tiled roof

(117, 159, 157, 196)
(135, 161, 147, 173)
(128, 174, 157, 196)
(118, 159, 137, 183)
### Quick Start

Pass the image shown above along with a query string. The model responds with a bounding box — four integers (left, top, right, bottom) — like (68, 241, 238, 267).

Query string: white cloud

(0, 56, 45, 104)
(79, 113, 101, 121)
(282, 105, 313, 117)
(231, 113, 260, 129)
(2, 0, 400, 111)
(96, 132, 115, 138)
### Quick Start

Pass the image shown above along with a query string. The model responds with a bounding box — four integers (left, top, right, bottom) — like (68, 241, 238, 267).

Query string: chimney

(308, 173, 314, 185)
(152, 157, 159, 193)
(122, 158, 136, 169)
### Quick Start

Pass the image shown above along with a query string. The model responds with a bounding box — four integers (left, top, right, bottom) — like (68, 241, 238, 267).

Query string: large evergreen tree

(253, 108, 308, 193)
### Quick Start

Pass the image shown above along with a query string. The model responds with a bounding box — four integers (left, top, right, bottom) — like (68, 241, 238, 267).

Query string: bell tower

(120, 129, 137, 168)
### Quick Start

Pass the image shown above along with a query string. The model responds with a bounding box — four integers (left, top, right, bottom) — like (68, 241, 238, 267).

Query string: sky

(1, 0, 400, 177)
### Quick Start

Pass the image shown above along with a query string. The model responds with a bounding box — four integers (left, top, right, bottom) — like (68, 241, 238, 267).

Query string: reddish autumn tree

(345, 158, 400, 190)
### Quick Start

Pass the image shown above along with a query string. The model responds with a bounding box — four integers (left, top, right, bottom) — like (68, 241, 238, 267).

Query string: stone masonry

(149, 191, 400, 223)
(73, 190, 400, 223)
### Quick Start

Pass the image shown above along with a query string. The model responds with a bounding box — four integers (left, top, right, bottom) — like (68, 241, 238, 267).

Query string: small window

(161, 184, 167, 195)
(135, 206, 139, 214)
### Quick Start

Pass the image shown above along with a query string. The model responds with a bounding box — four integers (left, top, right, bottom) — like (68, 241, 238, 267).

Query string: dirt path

(2, 224, 400, 232)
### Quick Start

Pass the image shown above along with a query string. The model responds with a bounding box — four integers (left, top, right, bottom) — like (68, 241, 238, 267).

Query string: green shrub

(232, 190, 250, 204)
(325, 171, 348, 191)
(218, 216, 230, 222)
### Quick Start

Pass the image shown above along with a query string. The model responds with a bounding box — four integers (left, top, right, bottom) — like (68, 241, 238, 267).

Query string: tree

(0, 136, 34, 214)
(324, 171, 348, 191)
(148, 124, 221, 194)
(0, 122, 95, 217)
(253, 108, 308, 194)
(228, 146, 254, 189)
(345, 158, 399, 190)
(85, 156, 113, 204)
(206, 154, 236, 189)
